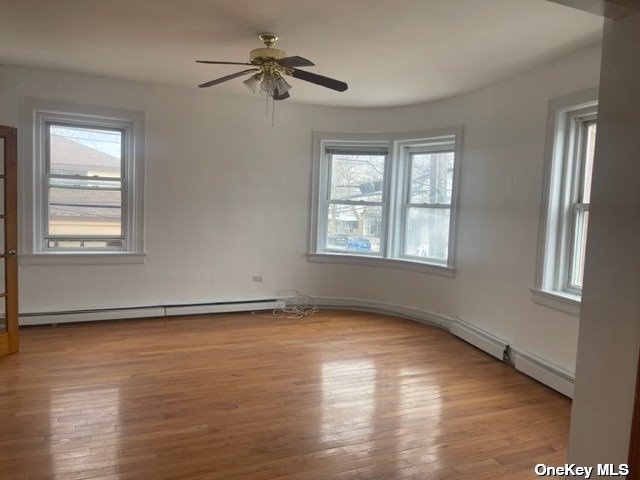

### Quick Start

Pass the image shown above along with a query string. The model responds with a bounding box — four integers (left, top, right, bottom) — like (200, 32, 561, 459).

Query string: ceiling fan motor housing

(250, 47, 286, 63)
(251, 33, 286, 63)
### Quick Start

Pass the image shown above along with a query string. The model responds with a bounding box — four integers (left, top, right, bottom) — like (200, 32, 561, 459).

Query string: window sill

(530, 288, 581, 316)
(307, 252, 455, 278)
(19, 253, 146, 266)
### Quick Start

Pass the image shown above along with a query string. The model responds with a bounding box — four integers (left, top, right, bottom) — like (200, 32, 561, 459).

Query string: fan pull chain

(262, 95, 276, 127)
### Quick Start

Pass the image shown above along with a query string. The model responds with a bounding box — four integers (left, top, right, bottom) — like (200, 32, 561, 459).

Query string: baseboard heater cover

(511, 347, 575, 398)
(450, 319, 508, 360)
(164, 300, 282, 316)
(312, 296, 455, 330)
(19, 299, 280, 326)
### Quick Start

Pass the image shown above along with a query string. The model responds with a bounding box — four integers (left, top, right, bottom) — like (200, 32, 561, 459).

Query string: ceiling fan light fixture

(260, 75, 277, 97)
(274, 76, 292, 96)
(243, 73, 261, 93)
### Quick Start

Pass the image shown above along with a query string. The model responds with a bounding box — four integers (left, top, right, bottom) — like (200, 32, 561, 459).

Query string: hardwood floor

(0, 311, 571, 479)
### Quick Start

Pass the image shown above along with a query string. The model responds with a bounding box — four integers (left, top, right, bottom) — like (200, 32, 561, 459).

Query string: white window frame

(533, 88, 598, 314)
(566, 115, 595, 293)
(394, 141, 457, 263)
(308, 127, 462, 277)
(316, 142, 391, 257)
(20, 98, 146, 265)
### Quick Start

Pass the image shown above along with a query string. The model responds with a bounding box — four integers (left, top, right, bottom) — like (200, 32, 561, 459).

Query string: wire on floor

(251, 289, 319, 319)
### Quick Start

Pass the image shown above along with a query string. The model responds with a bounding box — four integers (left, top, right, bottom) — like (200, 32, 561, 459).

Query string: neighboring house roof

(49, 136, 122, 222)
(49, 188, 121, 220)
(50, 135, 121, 176)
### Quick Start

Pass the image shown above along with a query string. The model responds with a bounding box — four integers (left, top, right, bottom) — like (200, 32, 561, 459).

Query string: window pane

(0, 136, 4, 175)
(0, 137, 4, 222)
(48, 178, 122, 237)
(0, 298, 5, 333)
(49, 124, 122, 178)
(326, 204, 382, 254)
(581, 122, 596, 203)
(0, 137, 3, 301)
(410, 152, 454, 204)
(405, 207, 450, 262)
(570, 209, 589, 289)
(330, 154, 385, 202)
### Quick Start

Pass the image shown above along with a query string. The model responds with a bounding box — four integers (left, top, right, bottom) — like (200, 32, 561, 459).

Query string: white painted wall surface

(0, 42, 601, 375)
(568, 12, 640, 471)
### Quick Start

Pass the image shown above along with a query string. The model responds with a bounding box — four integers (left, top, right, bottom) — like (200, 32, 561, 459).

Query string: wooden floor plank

(0, 311, 571, 479)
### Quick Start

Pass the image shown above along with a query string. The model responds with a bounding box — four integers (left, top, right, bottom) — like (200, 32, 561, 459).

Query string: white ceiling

(0, 0, 603, 107)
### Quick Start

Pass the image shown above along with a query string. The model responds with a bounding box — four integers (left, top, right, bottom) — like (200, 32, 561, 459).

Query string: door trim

(0, 125, 19, 356)
(629, 349, 640, 479)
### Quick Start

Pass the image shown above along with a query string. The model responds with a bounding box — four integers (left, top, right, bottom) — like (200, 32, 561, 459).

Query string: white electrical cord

(251, 289, 319, 319)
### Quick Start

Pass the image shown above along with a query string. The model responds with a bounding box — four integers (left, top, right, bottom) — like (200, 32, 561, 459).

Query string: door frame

(0, 125, 19, 356)
(629, 350, 640, 479)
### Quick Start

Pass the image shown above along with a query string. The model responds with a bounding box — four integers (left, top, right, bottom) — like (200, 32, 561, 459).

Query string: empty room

(1, 0, 639, 478)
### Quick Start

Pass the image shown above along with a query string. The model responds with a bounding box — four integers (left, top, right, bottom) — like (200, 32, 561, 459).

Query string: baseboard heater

(510, 347, 575, 398)
(448, 319, 574, 397)
(450, 318, 509, 361)
(19, 299, 280, 326)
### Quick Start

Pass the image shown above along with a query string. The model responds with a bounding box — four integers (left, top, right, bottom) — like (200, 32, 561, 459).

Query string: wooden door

(0, 126, 18, 356)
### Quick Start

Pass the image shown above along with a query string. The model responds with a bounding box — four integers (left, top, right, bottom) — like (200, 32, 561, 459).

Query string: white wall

(0, 42, 601, 375)
(568, 12, 640, 471)
(0, 68, 336, 311)
(308, 43, 602, 375)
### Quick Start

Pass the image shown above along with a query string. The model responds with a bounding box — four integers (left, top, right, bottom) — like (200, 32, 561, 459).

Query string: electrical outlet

(252, 275, 263, 283)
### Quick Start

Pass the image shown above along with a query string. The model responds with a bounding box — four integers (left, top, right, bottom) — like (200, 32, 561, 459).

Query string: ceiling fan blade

(289, 68, 348, 92)
(277, 56, 315, 68)
(273, 91, 290, 101)
(196, 60, 253, 66)
(198, 68, 259, 88)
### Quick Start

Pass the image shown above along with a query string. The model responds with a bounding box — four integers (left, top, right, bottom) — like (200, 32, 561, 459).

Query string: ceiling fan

(196, 33, 348, 101)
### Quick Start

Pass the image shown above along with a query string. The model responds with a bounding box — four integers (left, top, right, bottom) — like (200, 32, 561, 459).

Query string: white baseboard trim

(510, 347, 575, 398)
(450, 319, 508, 361)
(312, 296, 455, 330)
(19, 299, 280, 326)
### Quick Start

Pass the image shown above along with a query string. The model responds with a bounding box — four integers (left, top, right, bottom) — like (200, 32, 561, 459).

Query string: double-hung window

(310, 128, 462, 276)
(322, 145, 388, 255)
(45, 123, 125, 250)
(21, 98, 145, 264)
(402, 146, 455, 263)
(567, 118, 596, 291)
(534, 90, 597, 311)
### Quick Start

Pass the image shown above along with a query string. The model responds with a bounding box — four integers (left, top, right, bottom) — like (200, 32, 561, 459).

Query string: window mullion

(380, 147, 392, 258)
